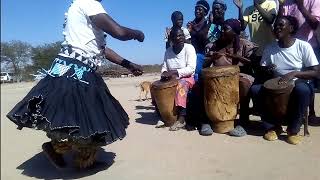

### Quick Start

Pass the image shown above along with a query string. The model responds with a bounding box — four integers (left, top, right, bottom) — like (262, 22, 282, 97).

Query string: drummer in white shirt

(250, 16, 320, 145)
(156, 27, 197, 131)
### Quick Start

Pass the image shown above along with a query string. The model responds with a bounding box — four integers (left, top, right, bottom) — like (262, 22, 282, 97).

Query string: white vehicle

(1, 72, 16, 83)
(30, 69, 47, 81)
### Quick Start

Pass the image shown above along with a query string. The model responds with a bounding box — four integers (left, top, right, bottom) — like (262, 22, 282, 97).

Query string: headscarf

(224, 19, 241, 54)
(192, 0, 210, 32)
(224, 19, 241, 35)
(196, 0, 210, 14)
(212, 0, 227, 11)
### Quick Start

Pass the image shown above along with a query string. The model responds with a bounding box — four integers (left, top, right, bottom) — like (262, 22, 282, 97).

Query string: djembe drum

(151, 79, 178, 126)
(262, 77, 295, 120)
(202, 66, 240, 133)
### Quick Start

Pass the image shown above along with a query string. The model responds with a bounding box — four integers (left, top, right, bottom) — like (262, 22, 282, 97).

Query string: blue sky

(1, 0, 253, 65)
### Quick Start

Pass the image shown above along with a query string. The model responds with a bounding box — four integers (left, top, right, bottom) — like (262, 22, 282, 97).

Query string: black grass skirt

(6, 56, 129, 146)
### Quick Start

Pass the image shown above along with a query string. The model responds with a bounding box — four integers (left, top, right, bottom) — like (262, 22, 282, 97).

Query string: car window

(1, 73, 7, 76)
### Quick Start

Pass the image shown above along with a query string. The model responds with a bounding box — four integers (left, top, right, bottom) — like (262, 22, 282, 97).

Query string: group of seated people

(153, 0, 320, 145)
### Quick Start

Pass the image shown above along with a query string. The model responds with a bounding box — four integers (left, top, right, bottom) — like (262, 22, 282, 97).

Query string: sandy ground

(1, 74, 320, 180)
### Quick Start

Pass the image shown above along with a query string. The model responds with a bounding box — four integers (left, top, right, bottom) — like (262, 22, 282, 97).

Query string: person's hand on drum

(260, 64, 276, 73)
(161, 70, 178, 81)
(279, 71, 297, 85)
(161, 71, 171, 81)
(267, 64, 277, 70)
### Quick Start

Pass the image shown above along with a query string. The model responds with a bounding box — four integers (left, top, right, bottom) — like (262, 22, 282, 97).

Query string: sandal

(263, 130, 278, 141)
(200, 124, 213, 136)
(228, 125, 247, 137)
(169, 121, 185, 131)
(287, 134, 303, 145)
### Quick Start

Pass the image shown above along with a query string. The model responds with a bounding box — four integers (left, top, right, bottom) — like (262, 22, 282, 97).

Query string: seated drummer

(250, 16, 320, 145)
(202, 19, 258, 136)
(156, 27, 197, 131)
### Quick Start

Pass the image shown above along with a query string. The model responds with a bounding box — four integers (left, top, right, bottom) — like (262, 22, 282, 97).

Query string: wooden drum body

(202, 66, 240, 133)
(262, 77, 295, 120)
(151, 80, 178, 126)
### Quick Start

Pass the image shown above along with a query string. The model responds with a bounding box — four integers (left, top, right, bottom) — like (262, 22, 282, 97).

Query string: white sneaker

(155, 120, 165, 128)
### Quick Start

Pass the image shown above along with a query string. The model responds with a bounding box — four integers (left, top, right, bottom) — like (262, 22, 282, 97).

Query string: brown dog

(138, 81, 152, 101)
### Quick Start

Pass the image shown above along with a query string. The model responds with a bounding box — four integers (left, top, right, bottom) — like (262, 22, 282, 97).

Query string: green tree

(31, 41, 61, 70)
(1, 40, 32, 76)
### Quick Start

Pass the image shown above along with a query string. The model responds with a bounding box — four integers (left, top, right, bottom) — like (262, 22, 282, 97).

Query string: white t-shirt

(161, 43, 196, 78)
(62, 0, 107, 57)
(261, 39, 319, 76)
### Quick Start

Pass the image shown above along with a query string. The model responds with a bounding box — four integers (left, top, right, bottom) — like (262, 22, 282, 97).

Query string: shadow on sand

(309, 116, 320, 126)
(17, 148, 115, 180)
(135, 112, 159, 126)
(244, 120, 266, 137)
(135, 105, 156, 111)
(135, 105, 159, 126)
(129, 98, 152, 102)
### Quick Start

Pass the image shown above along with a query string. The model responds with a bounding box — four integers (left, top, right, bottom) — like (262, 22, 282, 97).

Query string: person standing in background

(207, 0, 227, 44)
(164, 11, 191, 49)
(235, 0, 277, 59)
(187, 0, 211, 81)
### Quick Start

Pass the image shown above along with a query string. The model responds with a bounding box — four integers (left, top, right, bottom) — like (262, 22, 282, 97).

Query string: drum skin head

(152, 79, 178, 90)
(202, 66, 240, 78)
(263, 77, 295, 92)
(262, 77, 295, 119)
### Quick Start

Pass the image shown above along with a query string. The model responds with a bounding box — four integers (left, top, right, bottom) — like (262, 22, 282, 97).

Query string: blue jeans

(251, 81, 313, 134)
